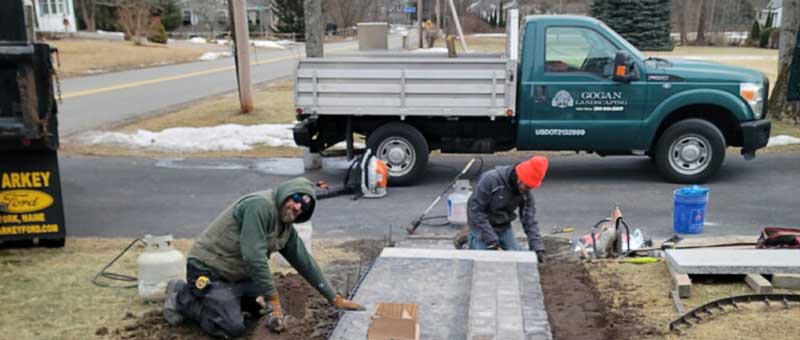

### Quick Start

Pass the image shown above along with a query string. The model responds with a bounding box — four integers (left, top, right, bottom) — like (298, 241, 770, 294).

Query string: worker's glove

(332, 294, 366, 311)
(257, 295, 286, 333)
(535, 250, 547, 263)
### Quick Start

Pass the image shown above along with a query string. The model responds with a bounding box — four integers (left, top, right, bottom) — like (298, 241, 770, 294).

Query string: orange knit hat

(514, 156, 549, 188)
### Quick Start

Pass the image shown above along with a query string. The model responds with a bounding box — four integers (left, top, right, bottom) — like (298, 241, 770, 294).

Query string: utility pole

(418, 0, 423, 48)
(230, 0, 253, 113)
(304, 0, 323, 57)
(435, 0, 440, 29)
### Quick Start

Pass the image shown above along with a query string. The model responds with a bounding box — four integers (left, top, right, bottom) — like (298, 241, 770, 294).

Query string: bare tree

(115, 0, 151, 44)
(190, 0, 227, 37)
(675, 0, 688, 45)
(694, 0, 709, 45)
(325, 0, 374, 29)
(76, 0, 97, 32)
(768, 0, 800, 122)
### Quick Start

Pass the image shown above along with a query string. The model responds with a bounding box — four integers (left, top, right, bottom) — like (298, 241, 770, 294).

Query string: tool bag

(756, 227, 800, 248)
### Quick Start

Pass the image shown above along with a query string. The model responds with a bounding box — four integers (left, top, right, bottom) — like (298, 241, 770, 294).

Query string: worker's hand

(258, 295, 286, 332)
(332, 294, 366, 311)
(535, 250, 547, 263)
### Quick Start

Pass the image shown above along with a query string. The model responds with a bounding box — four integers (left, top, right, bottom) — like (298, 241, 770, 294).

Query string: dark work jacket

(466, 165, 543, 251)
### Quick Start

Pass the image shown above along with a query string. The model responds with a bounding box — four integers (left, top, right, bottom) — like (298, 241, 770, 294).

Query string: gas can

(447, 180, 472, 225)
(138, 234, 186, 301)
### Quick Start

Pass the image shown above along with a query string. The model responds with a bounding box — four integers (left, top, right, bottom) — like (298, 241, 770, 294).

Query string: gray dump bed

(294, 56, 518, 118)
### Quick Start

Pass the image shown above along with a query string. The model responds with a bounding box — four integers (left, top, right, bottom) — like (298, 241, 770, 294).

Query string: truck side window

(545, 27, 619, 78)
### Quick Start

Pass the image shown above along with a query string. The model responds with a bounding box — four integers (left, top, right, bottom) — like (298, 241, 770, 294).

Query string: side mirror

(612, 51, 633, 83)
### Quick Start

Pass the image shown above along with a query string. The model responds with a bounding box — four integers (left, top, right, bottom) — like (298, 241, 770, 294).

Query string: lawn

(46, 39, 217, 77)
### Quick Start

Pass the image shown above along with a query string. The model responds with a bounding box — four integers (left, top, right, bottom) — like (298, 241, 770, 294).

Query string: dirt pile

(539, 237, 661, 340)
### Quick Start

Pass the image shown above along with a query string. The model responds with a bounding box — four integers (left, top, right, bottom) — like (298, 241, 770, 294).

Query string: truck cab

(517, 16, 770, 182)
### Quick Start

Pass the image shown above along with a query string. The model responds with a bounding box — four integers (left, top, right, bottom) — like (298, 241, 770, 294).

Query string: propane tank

(138, 234, 186, 301)
(447, 179, 472, 225)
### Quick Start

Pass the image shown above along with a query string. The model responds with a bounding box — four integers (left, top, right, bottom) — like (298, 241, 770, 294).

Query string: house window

(38, 0, 49, 15)
(248, 11, 259, 25)
(216, 10, 228, 26)
(39, 0, 66, 15)
(183, 10, 192, 25)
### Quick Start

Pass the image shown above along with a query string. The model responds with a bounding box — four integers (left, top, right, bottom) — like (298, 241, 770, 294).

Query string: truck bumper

(293, 117, 317, 149)
(740, 119, 771, 156)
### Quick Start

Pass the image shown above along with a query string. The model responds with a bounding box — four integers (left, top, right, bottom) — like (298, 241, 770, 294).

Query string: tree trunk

(677, 0, 688, 45)
(304, 0, 323, 57)
(695, 0, 708, 45)
(79, 0, 97, 32)
(769, 0, 800, 122)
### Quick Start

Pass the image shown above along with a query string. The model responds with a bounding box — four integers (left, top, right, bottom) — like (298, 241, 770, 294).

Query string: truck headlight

(740, 82, 764, 119)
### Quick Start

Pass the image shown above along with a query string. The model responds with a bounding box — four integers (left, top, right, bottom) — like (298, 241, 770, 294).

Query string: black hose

(91, 238, 143, 289)
(420, 215, 451, 227)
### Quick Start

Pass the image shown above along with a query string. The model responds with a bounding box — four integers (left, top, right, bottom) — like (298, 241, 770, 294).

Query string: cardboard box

(367, 302, 419, 340)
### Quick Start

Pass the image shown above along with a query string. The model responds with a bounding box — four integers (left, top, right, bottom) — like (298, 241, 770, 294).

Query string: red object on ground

(757, 227, 800, 248)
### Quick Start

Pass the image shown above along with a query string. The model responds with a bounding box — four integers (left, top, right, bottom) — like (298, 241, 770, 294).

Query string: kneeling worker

(467, 156, 549, 262)
(164, 177, 364, 338)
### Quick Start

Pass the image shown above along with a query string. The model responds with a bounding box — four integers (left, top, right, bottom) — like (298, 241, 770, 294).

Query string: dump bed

(294, 57, 517, 118)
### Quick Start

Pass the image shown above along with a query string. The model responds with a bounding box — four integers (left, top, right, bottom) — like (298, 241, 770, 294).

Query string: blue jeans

(468, 227, 521, 251)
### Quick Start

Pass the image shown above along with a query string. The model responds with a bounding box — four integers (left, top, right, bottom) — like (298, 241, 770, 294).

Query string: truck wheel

(367, 122, 429, 186)
(654, 119, 726, 183)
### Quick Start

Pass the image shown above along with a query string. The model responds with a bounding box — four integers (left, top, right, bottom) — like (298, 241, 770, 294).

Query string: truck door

(521, 25, 646, 151)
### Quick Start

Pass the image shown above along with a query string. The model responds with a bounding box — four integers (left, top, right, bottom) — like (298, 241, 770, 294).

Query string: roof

(523, 15, 602, 26)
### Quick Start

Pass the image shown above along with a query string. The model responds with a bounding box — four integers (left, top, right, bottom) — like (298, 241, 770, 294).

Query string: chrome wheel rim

(668, 134, 711, 175)
(376, 137, 415, 177)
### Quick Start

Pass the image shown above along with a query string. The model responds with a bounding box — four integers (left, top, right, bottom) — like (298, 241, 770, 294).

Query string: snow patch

(251, 40, 288, 49)
(96, 30, 125, 39)
(768, 135, 800, 147)
(198, 51, 232, 61)
(78, 124, 297, 152)
(189, 37, 208, 44)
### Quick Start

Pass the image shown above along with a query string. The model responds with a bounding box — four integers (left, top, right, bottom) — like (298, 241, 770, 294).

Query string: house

(175, 0, 275, 36)
(31, 0, 77, 33)
(759, 0, 782, 28)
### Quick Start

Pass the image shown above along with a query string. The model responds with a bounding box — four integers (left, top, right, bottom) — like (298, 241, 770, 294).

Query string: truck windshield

(599, 22, 645, 61)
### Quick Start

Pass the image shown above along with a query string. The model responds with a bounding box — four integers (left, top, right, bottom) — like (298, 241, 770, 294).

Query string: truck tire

(654, 119, 726, 183)
(367, 122, 429, 186)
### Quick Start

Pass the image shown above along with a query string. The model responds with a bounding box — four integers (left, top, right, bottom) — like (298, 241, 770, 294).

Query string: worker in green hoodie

(163, 177, 364, 338)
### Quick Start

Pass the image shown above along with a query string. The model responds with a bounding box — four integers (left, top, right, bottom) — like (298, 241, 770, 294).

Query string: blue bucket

(673, 186, 710, 234)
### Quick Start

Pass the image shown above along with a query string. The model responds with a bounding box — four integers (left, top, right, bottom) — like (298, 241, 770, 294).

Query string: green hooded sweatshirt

(187, 177, 336, 301)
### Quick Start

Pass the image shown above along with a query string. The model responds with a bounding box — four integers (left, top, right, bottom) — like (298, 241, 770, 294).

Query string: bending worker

(467, 156, 549, 262)
(163, 177, 364, 338)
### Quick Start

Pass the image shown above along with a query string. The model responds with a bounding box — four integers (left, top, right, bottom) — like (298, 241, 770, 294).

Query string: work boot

(453, 227, 469, 249)
(163, 279, 186, 325)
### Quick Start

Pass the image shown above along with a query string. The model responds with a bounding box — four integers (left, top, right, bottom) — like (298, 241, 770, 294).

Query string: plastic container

(673, 186, 710, 234)
(447, 180, 472, 225)
(276, 221, 313, 267)
(138, 234, 186, 301)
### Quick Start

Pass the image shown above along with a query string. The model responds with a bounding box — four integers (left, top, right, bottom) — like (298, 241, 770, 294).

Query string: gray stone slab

(381, 247, 539, 263)
(328, 257, 473, 340)
(468, 262, 524, 340)
(665, 249, 800, 275)
(517, 263, 552, 340)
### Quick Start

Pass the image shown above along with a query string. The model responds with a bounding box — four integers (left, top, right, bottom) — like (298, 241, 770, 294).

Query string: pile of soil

(539, 237, 660, 340)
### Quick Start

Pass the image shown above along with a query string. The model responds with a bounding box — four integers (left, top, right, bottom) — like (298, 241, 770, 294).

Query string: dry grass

(0, 237, 362, 340)
(62, 80, 300, 158)
(589, 260, 800, 340)
(434, 35, 507, 54)
(47, 39, 214, 77)
(647, 46, 779, 86)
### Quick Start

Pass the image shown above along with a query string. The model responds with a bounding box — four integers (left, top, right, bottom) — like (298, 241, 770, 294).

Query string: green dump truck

(293, 14, 771, 185)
